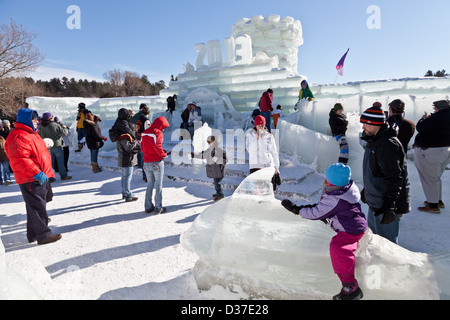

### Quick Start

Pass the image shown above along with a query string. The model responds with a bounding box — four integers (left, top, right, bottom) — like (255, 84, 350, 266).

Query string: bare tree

(103, 69, 125, 96)
(0, 19, 45, 79)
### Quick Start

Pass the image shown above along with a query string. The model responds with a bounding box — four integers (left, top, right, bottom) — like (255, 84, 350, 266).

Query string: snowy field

(1, 139, 450, 300)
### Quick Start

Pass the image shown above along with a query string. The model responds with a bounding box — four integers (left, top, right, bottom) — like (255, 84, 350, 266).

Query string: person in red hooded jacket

(141, 116, 170, 214)
(5, 108, 62, 245)
(258, 88, 274, 133)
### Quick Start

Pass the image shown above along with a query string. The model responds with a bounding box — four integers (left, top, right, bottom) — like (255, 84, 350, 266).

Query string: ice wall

(181, 167, 444, 300)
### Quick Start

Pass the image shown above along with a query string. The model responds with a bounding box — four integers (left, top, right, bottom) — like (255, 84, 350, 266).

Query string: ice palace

(1, 15, 450, 300)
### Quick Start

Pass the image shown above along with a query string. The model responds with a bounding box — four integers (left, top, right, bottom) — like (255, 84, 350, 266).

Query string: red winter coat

(258, 91, 273, 113)
(5, 122, 55, 185)
(141, 117, 170, 163)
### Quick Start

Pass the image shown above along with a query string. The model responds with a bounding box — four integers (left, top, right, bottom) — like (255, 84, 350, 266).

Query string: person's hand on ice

(281, 199, 299, 215)
(33, 172, 48, 185)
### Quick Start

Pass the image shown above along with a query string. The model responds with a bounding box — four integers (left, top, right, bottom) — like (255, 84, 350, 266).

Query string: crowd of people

(2, 82, 450, 300)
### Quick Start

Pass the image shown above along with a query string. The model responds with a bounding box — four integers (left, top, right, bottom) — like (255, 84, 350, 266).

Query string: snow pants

(414, 146, 450, 204)
(19, 181, 52, 243)
(329, 231, 365, 283)
(335, 135, 349, 165)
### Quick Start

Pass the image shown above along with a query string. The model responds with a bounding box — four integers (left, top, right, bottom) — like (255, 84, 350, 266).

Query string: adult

(166, 95, 176, 114)
(112, 108, 140, 202)
(387, 99, 416, 153)
(0, 135, 12, 185)
(245, 115, 280, 190)
(329, 103, 349, 165)
(75, 102, 90, 152)
(183, 102, 202, 139)
(38, 112, 72, 182)
(83, 112, 107, 173)
(360, 104, 410, 244)
(258, 89, 274, 133)
(413, 100, 450, 213)
(5, 108, 62, 245)
(141, 116, 170, 214)
(136, 104, 151, 181)
(0, 120, 11, 139)
(53, 117, 70, 173)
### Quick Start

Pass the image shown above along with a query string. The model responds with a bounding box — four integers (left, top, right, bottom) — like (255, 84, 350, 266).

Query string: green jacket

(38, 120, 68, 148)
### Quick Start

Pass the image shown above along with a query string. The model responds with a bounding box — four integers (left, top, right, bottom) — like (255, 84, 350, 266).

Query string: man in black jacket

(413, 100, 450, 213)
(360, 104, 410, 244)
(329, 103, 349, 164)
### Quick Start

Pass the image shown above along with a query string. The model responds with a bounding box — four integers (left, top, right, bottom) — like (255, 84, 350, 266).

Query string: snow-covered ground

(1, 138, 449, 300)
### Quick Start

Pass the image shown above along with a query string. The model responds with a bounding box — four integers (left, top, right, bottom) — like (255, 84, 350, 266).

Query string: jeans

(1, 161, 11, 182)
(213, 177, 224, 197)
(121, 166, 134, 199)
(260, 111, 272, 133)
(90, 148, 99, 163)
(143, 161, 164, 212)
(77, 128, 86, 143)
(367, 208, 400, 244)
(50, 147, 68, 179)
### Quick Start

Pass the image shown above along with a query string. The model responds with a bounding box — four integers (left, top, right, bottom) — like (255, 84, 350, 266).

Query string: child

(329, 103, 349, 164)
(281, 163, 367, 300)
(271, 105, 283, 129)
(193, 135, 228, 201)
(298, 80, 315, 102)
(0, 135, 12, 185)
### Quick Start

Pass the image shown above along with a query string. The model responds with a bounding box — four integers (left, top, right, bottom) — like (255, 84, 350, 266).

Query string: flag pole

(333, 73, 339, 85)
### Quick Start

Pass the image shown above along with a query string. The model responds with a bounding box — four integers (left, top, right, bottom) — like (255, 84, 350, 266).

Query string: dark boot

(91, 162, 102, 173)
(333, 281, 363, 300)
(75, 143, 84, 152)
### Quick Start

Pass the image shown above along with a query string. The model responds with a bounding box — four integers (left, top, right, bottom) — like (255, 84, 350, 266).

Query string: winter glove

(360, 188, 367, 204)
(281, 199, 300, 215)
(374, 202, 396, 225)
(33, 172, 48, 185)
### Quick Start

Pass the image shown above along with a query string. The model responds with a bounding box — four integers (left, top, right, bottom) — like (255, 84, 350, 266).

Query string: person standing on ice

(282, 163, 367, 300)
(246, 115, 280, 189)
(271, 105, 283, 129)
(258, 89, 274, 133)
(359, 104, 410, 244)
(141, 116, 170, 214)
(413, 100, 450, 214)
(191, 135, 228, 202)
(75, 102, 90, 152)
(329, 103, 349, 165)
(5, 108, 62, 245)
(387, 99, 415, 153)
(83, 112, 107, 173)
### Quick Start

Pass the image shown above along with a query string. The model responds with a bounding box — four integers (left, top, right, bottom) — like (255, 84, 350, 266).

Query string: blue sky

(1, 0, 449, 85)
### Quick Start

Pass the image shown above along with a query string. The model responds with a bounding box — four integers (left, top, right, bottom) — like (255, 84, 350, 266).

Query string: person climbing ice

(281, 163, 367, 300)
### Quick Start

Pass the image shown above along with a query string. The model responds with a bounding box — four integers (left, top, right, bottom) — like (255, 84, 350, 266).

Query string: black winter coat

(361, 125, 411, 214)
(329, 109, 348, 136)
(414, 108, 450, 149)
(83, 119, 105, 150)
(387, 115, 416, 152)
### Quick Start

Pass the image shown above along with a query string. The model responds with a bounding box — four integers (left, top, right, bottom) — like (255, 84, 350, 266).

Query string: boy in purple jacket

(282, 163, 368, 300)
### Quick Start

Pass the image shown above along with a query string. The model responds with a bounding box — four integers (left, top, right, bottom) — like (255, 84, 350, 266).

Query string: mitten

(281, 199, 299, 215)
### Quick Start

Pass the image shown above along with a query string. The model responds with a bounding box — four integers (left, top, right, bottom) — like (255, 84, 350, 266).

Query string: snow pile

(181, 167, 443, 300)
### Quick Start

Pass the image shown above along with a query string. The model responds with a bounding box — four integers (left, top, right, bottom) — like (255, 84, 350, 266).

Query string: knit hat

(333, 103, 344, 112)
(360, 104, 386, 126)
(42, 112, 53, 120)
(433, 100, 450, 111)
(2, 119, 10, 125)
(254, 115, 266, 127)
(325, 163, 351, 187)
(389, 99, 405, 114)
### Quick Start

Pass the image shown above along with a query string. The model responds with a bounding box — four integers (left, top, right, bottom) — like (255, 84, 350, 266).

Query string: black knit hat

(360, 105, 386, 126)
(433, 100, 450, 111)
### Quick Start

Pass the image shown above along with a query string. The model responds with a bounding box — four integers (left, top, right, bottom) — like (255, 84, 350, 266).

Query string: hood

(301, 80, 309, 88)
(40, 118, 53, 127)
(325, 181, 360, 205)
(150, 116, 170, 131)
(16, 108, 39, 132)
(118, 108, 131, 120)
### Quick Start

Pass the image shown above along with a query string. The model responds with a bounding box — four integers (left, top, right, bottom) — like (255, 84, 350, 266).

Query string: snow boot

(424, 200, 445, 209)
(333, 281, 363, 300)
(91, 162, 102, 173)
(418, 202, 440, 214)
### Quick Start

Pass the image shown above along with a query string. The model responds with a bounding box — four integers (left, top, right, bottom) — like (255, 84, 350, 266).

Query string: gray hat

(433, 100, 450, 111)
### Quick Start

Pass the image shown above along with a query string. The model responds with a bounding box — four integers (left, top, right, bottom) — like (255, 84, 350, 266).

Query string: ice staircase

(68, 138, 325, 202)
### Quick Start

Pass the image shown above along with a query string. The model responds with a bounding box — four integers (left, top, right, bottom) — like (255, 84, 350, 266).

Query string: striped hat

(360, 103, 386, 126)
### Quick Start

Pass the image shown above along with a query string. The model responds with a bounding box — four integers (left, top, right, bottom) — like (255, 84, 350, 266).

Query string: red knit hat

(254, 115, 266, 126)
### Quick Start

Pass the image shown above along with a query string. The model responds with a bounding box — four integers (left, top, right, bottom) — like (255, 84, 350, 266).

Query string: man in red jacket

(141, 116, 170, 214)
(5, 108, 62, 245)
(258, 88, 274, 133)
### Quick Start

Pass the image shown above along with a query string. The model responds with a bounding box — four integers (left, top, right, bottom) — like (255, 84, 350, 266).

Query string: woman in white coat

(245, 115, 280, 176)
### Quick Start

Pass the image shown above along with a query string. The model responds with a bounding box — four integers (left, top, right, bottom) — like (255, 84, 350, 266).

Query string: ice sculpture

(181, 167, 449, 300)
